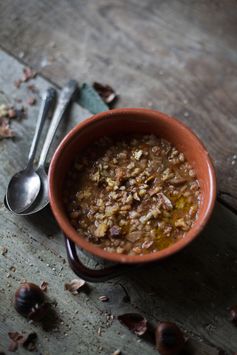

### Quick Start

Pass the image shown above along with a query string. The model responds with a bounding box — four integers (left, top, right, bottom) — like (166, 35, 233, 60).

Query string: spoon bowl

(21, 169, 49, 215)
(6, 169, 40, 213)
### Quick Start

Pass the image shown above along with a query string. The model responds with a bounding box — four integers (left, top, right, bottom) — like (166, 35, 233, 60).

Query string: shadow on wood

(129, 202, 237, 307)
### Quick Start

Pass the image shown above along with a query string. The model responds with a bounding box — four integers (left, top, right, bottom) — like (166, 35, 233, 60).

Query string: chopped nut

(189, 169, 196, 177)
(169, 176, 187, 185)
(149, 186, 162, 196)
(139, 210, 158, 223)
(138, 189, 146, 197)
(134, 150, 143, 160)
(95, 223, 108, 237)
(158, 193, 173, 210)
(179, 153, 185, 162)
(91, 171, 100, 182)
(127, 162, 135, 169)
(110, 225, 121, 237)
(126, 231, 142, 243)
(133, 192, 140, 201)
(161, 168, 171, 181)
(105, 205, 119, 217)
(106, 177, 116, 187)
(175, 218, 188, 230)
(131, 167, 140, 176)
(142, 240, 153, 249)
(116, 246, 124, 254)
(133, 247, 142, 254)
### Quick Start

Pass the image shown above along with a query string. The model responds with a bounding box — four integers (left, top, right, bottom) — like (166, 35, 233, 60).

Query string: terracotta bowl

(49, 109, 216, 280)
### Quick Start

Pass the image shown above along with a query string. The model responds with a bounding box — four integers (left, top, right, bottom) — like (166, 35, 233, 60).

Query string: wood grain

(0, 0, 236, 209)
(0, 49, 237, 354)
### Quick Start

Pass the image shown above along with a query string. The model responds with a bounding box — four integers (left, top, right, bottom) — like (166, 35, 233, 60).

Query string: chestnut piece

(229, 305, 237, 325)
(14, 282, 47, 321)
(155, 322, 185, 355)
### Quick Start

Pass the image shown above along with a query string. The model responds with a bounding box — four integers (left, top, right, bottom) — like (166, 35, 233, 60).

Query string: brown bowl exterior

(49, 108, 216, 264)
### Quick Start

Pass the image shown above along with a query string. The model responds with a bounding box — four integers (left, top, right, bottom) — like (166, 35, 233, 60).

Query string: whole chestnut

(155, 322, 185, 355)
(14, 282, 47, 321)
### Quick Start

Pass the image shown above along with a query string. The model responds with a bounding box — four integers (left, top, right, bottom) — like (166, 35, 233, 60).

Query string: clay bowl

(49, 108, 216, 269)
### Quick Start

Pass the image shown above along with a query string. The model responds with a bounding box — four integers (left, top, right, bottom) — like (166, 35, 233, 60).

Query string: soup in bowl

(49, 108, 216, 267)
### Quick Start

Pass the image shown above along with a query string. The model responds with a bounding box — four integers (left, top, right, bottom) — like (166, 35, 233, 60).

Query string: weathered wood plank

(0, 49, 237, 354)
(0, 0, 236, 210)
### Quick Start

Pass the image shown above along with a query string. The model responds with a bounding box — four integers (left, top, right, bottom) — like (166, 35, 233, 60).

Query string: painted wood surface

(0, 0, 237, 353)
(0, 0, 236, 211)
(0, 50, 237, 354)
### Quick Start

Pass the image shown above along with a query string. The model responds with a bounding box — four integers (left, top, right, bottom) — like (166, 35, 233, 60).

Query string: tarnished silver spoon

(4, 80, 78, 216)
(5, 88, 57, 213)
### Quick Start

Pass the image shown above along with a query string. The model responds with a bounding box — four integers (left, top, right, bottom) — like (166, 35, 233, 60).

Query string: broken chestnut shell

(155, 322, 185, 355)
(14, 282, 47, 321)
(229, 305, 237, 325)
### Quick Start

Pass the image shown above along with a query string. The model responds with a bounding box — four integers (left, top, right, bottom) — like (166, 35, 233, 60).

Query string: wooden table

(0, 1, 236, 354)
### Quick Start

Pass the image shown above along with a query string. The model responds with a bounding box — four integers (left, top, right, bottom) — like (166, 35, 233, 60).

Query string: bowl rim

(49, 108, 216, 264)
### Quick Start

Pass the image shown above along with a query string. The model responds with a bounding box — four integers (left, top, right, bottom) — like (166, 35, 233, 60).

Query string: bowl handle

(64, 236, 132, 282)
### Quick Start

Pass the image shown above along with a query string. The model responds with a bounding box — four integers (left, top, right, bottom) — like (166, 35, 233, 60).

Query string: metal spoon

(6, 88, 57, 213)
(4, 80, 78, 215)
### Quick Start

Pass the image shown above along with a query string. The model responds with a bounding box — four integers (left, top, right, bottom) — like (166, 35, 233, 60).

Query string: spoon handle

(37, 80, 78, 168)
(27, 88, 57, 167)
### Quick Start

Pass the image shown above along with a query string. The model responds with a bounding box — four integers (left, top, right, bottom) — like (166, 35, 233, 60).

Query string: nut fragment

(93, 82, 117, 105)
(175, 218, 188, 231)
(229, 305, 237, 325)
(8, 331, 37, 352)
(0, 118, 14, 139)
(22, 67, 37, 82)
(142, 240, 153, 249)
(64, 278, 86, 295)
(0, 246, 8, 256)
(126, 231, 142, 243)
(40, 281, 48, 292)
(134, 150, 143, 160)
(99, 295, 109, 302)
(118, 313, 147, 336)
(95, 223, 108, 237)
(110, 225, 121, 237)
(27, 97, 37, 106)
(112, 350, 121, 355)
